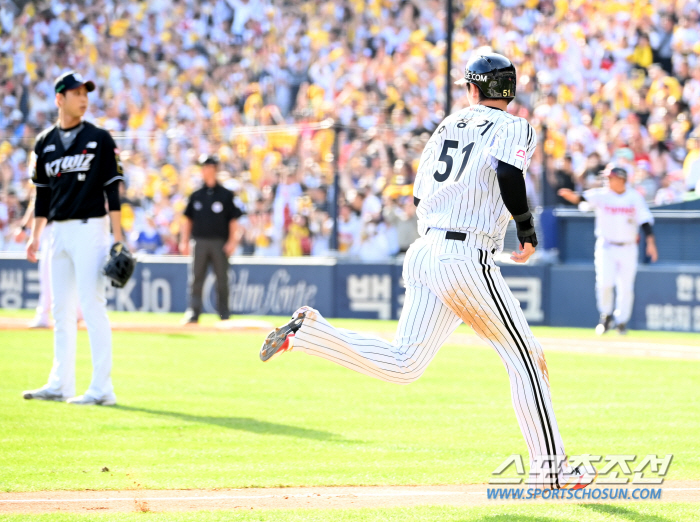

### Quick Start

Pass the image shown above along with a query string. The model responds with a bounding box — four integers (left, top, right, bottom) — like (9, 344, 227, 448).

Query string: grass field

(1, 310, 699, 520)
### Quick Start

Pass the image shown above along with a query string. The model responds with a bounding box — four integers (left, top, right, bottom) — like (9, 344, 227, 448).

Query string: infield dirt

(1, 482, 699, 514)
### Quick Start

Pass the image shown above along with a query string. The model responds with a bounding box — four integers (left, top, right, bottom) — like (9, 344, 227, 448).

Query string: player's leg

(429, 249, 584, 489)
(274, 239, 463, 383)
(209, 238, 231, 320)
(594, 240, 615, 333)
(187, 239, 209, 322)
(71, 217, 115, 403)
(613, 244, 638, 331)
(45, 225, 78, 398)
(30, 224, 52, 328)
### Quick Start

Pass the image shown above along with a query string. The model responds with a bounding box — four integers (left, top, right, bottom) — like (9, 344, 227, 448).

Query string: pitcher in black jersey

(23, 71, 124, 406)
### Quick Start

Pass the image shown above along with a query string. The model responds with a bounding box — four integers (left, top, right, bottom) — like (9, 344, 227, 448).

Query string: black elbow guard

(513, 211, 538, 248)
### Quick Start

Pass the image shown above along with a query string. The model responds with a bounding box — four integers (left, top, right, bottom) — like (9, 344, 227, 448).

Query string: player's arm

(641, 222, 658, 262)
(102, 132, 125, 243)
(490, 119, 538, 262)
(557, 188, 582, 205)
(180, 198, 195, 255)
(224, 195, 243, 257)
(636, 195, 658, 262)
(412, 125, 444, 206)
(496, 160, 537, 252)
(105, 184, 123, 243)
(180, 217, 192, 255)
(27, 147, 49, 263)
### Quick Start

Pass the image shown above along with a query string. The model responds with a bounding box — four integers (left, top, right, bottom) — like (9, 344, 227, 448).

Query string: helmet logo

(464, 72, 488, 82)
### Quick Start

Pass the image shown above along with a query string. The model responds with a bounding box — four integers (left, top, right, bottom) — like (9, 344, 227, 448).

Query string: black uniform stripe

(452, 259, 543, 460)
(478, 250, 559, 488)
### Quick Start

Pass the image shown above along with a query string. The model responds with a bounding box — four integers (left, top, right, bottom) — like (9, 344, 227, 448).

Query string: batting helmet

(103, 242, 136, 288)
(455, 52, 517, 102)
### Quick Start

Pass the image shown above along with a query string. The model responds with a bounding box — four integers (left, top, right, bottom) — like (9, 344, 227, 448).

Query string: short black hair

(469, 83, 488, 101)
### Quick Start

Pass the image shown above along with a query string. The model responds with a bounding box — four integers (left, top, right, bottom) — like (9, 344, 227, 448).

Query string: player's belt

(445, 231, 467, 241)
(427, 228, 467, 241)
(427, 228, 497, 254)
(605, 240, 634, 246)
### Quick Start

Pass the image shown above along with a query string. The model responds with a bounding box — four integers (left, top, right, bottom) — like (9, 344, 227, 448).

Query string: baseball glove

(103, 242, 136, 288)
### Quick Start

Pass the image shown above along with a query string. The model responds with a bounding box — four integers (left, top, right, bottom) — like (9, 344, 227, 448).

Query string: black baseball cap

(55, 71, 95, 94)
(605, 167, 628, 180)
(198, 154, 219, 166)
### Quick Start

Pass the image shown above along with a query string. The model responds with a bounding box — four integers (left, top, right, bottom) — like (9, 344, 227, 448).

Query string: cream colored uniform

(583, 187, 654, 325)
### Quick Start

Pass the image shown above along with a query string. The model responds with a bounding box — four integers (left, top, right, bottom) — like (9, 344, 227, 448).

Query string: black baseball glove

(103, 242, 136, 288)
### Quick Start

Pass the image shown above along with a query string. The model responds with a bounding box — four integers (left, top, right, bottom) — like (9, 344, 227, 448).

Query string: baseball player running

(558, 167, 658, 334)
(260, 53, 596, 490)
(23, 71, 124, 406)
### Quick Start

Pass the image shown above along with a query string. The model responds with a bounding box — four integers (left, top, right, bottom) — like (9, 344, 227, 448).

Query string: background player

(558, 167, 658, 334)
(23, 71, 124, 406)
(260, 53, 596, 490)
(180, 155, 242, 324)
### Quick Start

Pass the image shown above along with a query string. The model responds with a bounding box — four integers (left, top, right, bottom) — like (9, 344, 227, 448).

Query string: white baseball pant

(594, 239, 637, 325)
(292, 229, 572, 488)
(34, 223, 52, 324)
(45, 216, 115, 401)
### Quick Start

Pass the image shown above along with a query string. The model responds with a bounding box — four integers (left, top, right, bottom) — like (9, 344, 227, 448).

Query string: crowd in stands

(1, 0, 699, 256)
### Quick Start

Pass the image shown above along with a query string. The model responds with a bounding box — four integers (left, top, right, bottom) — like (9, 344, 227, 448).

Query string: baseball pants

(189, 238, 230, 320)
(292, 229, 571, 487)
(45, 216, 115, 401)
(34, 223, 84, 325)
(594, 239, 637, 325)
(34, 223, 52, 324)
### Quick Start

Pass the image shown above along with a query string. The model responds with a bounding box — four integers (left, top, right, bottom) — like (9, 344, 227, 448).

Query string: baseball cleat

(616, 322, 627, 335)
(181, 311, 199, 325)
(23, 387, 65, 401)
(560, 465, 598, 490)
(595, 314, 613, 335)
(260, 313, 306, 362)
(28, 317, 51, 329)
(66, 395, 117, 406)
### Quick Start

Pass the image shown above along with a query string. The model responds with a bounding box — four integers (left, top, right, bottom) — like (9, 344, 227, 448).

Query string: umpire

(180, 155, 242, 324)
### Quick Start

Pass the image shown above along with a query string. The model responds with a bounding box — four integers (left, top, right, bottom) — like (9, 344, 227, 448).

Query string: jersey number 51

(433, 120, 494, 182)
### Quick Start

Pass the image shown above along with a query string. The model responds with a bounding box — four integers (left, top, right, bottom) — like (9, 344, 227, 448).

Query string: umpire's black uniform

(182, 156, 242, 323)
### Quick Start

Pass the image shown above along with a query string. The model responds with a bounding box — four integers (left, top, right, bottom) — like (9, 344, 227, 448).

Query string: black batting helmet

(455, 52, 517, 102)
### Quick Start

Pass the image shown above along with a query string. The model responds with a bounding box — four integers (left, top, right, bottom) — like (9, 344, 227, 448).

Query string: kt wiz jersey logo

(45, 154, 96, 177)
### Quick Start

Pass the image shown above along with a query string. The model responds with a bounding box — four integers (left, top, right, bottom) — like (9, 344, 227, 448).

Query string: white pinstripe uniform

(290, 105, 573, 488)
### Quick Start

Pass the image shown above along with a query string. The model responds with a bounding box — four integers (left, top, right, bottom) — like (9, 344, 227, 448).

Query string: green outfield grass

(2, 310, 699, 495)
(4, 307, 700, 344)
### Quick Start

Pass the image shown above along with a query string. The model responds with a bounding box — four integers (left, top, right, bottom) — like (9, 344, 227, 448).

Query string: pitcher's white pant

(292, 229, 570, 488)
(34, 223, 52, 324)
(45, 216, 115, 400)
(594, 239, 637, 324)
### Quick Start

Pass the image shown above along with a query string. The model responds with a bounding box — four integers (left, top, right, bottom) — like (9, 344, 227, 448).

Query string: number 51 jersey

(413, 104, 537, 254)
